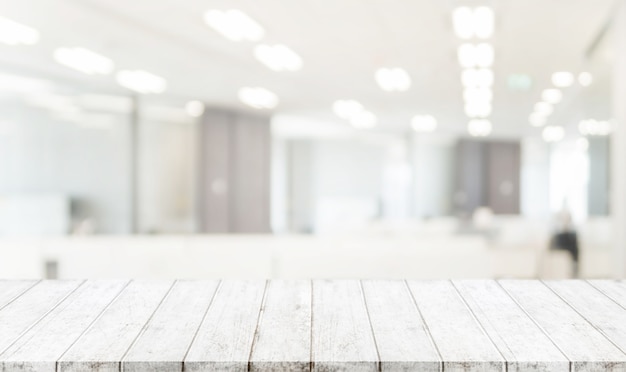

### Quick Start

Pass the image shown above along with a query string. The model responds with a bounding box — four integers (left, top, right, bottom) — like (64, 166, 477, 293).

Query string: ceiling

(0, 0, 617, 138)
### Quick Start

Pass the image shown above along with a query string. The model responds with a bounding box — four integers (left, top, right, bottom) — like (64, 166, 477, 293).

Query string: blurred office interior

(0, 0, 625, 279)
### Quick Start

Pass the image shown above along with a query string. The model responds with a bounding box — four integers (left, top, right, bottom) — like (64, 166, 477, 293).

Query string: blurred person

(550, 207, 579, 277)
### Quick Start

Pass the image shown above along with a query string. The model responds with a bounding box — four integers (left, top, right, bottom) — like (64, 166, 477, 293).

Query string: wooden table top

(0, 279, 625, 372)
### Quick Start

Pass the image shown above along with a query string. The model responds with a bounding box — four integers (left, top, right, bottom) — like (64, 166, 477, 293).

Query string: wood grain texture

(407, 280, 504, 372)
(184, 280, 267, 372)
(122, 280, 220, 372)
(588, 280, 626, 308)
(311, 280, 379, 372)
(57, 280, 174, 372)
(545, 280, 626, 352)
(249, 280, 311, 372)
(361, 280, 440, 372)
(453, 280, 569, 372)
(0, 280, 82, 356)
(499, 280, 626, 372)
(0, 281, 38, 310)
(0, 280, 128, 372)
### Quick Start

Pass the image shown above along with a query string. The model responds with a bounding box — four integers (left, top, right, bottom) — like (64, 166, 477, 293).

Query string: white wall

(0, 100, 133, 234)
(411, 135, 455, 218)
(520, 137, 550, 220)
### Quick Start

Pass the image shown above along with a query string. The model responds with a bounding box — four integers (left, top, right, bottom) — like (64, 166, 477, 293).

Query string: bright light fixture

(462, 68, 494, 87)
(452, 6, 494, 39)
(333, 100, 364, 120)
(468, 119, 492, 137)
(203, 9, 264, 42)
(53, 47, 114, 75)
(350, 110, 377, 128)
(542, 126, 565, 142)
(254, 44, 302, 72)
(578, 72, 593, 87)
(529, 113, 547, 127)
(458, 43, 494, 68)
(534, 102, 553, 116)
(579, 119, 612, 136)
(463, 87, 493, 104)
(474, 7, 495, 39)
(551, 72, 574, 87)
(375, 67, 411, 92)
(185, 100, 205, 117)
(0, 16, 39, 45)
(465, 101, 492, 118)
(238, 87, 278, 109)
(412, 115, 437, 132)
(541, 88, 562, 104)
(116, 70, 167, 94)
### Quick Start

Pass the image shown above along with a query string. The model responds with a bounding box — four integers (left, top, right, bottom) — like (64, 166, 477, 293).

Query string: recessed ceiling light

(474, 7, 495, 39)
(254, 44, 302, 72)
(412, 115, 437, 132)
(534, 102, 553, 116)
(375, 68, 411, 92)
(463, 87, 493, 104)
(551, 72, 574, 87)
(333, 100, 364, 120)
(116, 70, 167, 94)
(0, 16, 39, 45)
(578, 72, 593, 87)
(350, 110, 377, 128)
(185, 100, 205, 117)
(462, 68, 494, 87)
(465, 101, 492, 118)
(579, 119, 612, 136)
(468, 119, 492, 137)
(541, 88, 562, 104)
(53, 47, 114, 75)
(529, 113, 547, 127)
(542, 126, 565, 142)
(238, 87, 278, 109)
(203, 9, 264, 42)
(452, 7, 494, 39)
(458, 43, 494, 68)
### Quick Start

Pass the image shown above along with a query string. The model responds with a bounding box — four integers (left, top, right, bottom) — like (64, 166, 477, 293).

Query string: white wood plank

(545, 280, 626, 352)
(57, 280, 174, 372)
(499, 280, 626, 372)
(406, 280, 504, 372)
(0, 281, 38, 310)
(361, 280, 440, 372)
(311, 280, 378, 372)
(184, 280, 267, 372)
(0, 280, 129, 372)
(0, 280, 82, 355)
(588, 280, 626, 308)
(249, 280, 311, 372)
(453, 280, 569, 372)
(122, 280, 220, 372)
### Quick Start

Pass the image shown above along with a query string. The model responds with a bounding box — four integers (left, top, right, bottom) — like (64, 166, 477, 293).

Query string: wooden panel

(453, 280, 569, 372)
(57, 280, 174, 372)
(0, 281, 38, 310)
(499, 280, 626, 371)
(123, 280, 220, 372)
(0, 280, 128, 372)
(407, 280, 503, 372)
(311, 280, 378, 372)
(588, 280, 626, 307)
(184, 280, 266, 372)
(0, 280, 82, 355)
(545, 280, 626, 351)
(249, 280, 311, 372)
(361, 280, 440, 372)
